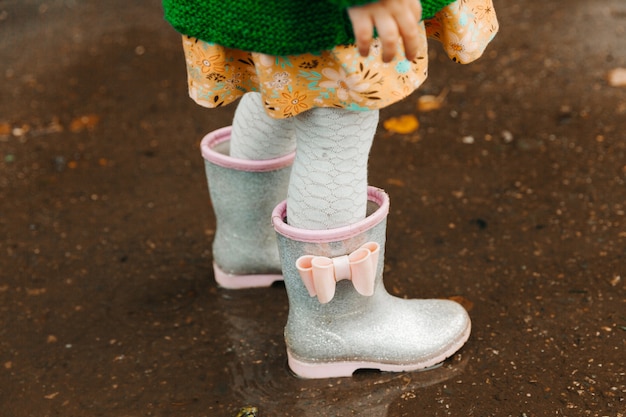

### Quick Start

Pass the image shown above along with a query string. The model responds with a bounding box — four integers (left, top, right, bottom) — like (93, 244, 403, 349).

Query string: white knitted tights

(229, 92, 378, 230)
(288, 108, 378, 230)
(230, 92, 296, 160)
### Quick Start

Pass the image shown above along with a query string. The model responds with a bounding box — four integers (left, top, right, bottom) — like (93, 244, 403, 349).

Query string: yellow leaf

(448, 295, 474, 312)
(383, 114, 419, 134)
(69, 114, 100, 132)
(386, 178, 405, 187)
(0, 122, 11, 136)
(416, 87, 449, 112)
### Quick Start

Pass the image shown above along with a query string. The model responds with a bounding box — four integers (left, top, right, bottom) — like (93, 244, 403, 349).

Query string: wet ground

(1, 0, 625, 416)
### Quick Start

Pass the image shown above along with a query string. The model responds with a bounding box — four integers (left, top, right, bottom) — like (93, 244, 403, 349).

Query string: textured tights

(288, 108, 377, 229)
(230, 92, 378, 230)
(230, 92, 296, 160)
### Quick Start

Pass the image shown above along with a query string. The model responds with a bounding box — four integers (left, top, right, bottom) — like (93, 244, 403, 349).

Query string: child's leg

(288, 108, 379, 230)
(230, 92, 296, 160)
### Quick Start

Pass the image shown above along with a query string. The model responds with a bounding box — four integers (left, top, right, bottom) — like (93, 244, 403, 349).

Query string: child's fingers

(348, 8, 375, 58)
(348, 0, 423, 62)
(395, 1, 422, 61)
(372, 12, 400, 62)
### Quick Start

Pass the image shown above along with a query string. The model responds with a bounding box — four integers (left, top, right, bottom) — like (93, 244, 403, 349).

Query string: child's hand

(347, 0, 422, 63)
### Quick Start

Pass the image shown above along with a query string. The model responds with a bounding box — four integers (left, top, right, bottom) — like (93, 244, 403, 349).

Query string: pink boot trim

(271, 187, 390, 243)
(201, 126, 295, 172)
(212, 262, 283, 289)
(287, 320, 471, 379)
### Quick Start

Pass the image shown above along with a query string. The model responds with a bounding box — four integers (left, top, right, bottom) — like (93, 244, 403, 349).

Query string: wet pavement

(1, 0, 625, 416)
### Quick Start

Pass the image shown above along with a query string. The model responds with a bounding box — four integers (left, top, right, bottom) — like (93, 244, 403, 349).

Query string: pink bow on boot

(295, 242, 379, 303)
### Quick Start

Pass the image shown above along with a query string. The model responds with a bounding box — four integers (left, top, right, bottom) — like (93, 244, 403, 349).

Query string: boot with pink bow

(265, 107, 471, 379)
(272, 186, 471, 378)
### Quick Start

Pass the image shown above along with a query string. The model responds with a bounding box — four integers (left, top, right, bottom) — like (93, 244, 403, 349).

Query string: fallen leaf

(383, 114, 419, 134)
(69, 114, 100, 132)
(416, 87, 449, 112)
(386, 178, 405, 187)
(26, 288, 47, 296)
(0, 122, 11, 136)
(448, 295, 474, 311)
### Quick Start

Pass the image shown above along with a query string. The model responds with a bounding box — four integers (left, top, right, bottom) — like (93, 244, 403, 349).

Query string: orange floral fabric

(182, 0, 498, 119)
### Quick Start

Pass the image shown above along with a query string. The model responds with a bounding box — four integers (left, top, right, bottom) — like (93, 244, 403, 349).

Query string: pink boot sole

(287, 320, 471, 379)
(213, 262, 283, 289)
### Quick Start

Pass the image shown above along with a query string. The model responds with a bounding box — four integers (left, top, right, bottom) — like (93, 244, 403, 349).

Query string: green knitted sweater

(163, 0, 456, 56)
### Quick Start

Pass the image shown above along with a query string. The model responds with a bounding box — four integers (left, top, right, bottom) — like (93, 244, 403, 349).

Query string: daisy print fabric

(182, 0, 498, 119)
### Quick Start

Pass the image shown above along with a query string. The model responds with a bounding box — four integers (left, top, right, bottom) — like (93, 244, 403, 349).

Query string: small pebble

(501, 130, 514, 143)
(607, 68, 626, 87)
(54, 156, 66, 172)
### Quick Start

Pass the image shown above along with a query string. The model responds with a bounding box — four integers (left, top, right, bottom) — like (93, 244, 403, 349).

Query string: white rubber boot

(202, 127, 294, 288)
(272, 186, 471, 378)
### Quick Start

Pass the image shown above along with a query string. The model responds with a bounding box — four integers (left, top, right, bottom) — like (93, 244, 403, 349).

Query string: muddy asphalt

(1, 0, 625, 416)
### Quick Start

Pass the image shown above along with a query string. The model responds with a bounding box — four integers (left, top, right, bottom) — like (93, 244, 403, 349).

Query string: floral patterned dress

(182, 0, 498, 119)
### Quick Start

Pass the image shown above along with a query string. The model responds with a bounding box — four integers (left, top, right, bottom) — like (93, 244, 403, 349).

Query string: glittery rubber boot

(272, 186, 471, 378)
(202, 126, 295, 289)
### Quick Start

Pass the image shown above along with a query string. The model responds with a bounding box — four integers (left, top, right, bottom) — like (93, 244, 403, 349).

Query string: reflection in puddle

(213, 288, 468, 416)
